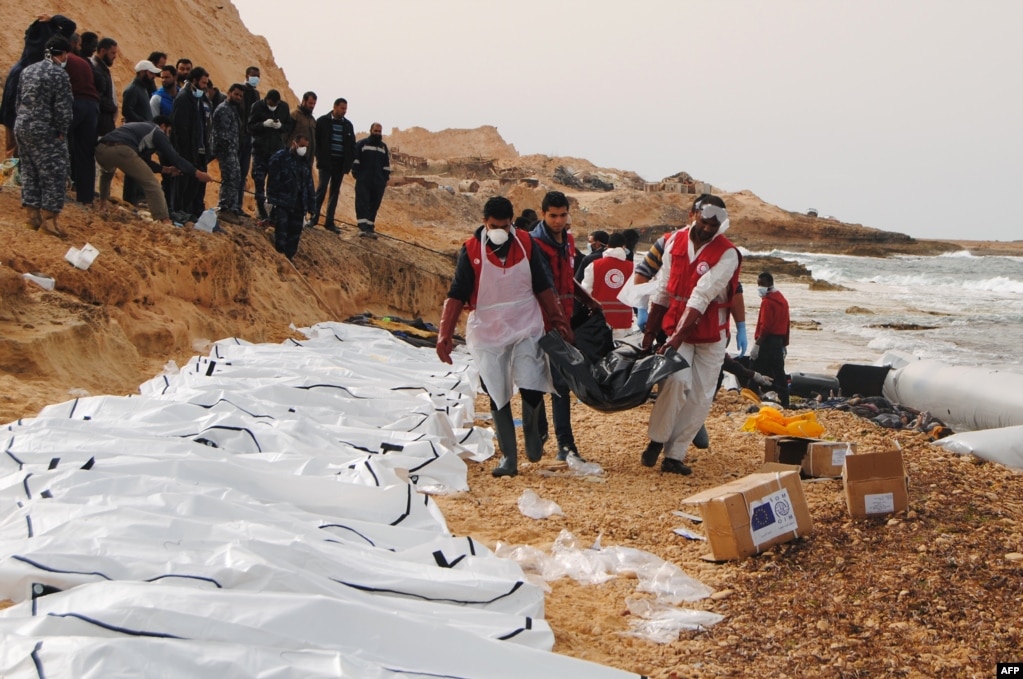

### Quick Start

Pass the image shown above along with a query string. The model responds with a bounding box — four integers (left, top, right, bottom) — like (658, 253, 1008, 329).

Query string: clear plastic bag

(194, 208, 218, 233)
(635, 561, 714, 604)
(621, 597, 724, 643)
(565, 454, 604, 477)
(497, 530, 716, 598)
(517, 489, 564, 519)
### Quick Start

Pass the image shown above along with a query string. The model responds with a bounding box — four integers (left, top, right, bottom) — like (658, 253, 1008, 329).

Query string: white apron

(465, 228, 553, 409)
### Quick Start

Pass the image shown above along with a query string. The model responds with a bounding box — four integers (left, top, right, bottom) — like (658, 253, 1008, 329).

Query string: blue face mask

(247, 76, 260, 88)
(758, 286, 770, 298)
(192, 87, 204, 99)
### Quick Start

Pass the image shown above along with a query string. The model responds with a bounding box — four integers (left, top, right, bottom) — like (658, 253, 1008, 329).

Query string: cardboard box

(764, 436, 856, 478)
(682, 470, 814, 561)
(842, 449, 909, 518)
(804, 441, 856, 478)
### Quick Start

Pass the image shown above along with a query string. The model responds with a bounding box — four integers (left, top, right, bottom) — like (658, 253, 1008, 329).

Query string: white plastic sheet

(0, 324, 641, 678)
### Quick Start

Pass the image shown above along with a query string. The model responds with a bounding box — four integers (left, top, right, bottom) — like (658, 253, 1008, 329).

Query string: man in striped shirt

(312, 97, 355, 233)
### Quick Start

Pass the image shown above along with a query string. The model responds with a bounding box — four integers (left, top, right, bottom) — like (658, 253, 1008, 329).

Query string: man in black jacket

(91, 37, 118, 136)
(2, 13, 77, 158)
(311, 97, 355, 233)
(170, 67, 213, 220)
(247, 89, 292, 219)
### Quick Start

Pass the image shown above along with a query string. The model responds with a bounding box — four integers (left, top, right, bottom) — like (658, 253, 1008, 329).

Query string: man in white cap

(123, 60, 160, 123)
(121, 59, 161, 204)
(639, 194, 742, 475)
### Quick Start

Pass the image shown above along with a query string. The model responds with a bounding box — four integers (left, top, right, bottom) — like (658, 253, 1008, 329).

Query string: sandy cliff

(0, 1, 294, 105)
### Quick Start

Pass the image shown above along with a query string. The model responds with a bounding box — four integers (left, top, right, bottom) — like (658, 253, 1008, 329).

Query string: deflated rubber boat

(880, 355, 1023, 470)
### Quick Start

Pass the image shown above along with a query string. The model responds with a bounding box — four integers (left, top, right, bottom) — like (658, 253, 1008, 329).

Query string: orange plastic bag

(741, 406, 825, 438)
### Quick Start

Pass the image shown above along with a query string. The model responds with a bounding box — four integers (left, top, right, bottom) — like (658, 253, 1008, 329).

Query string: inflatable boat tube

(931, 425, 1023, 470)
(882, 360, 1023, 432)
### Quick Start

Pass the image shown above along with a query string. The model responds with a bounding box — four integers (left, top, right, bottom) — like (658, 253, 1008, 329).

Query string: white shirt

(581, 246, 629, 294)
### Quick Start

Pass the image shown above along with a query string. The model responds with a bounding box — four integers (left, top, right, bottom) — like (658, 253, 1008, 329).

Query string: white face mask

(295, 146, 307, 157)
(247, 76, 260, 87)
(486, 227, 510, 246)
(267, 104, 277, 112)
(758, 286, 770, 298)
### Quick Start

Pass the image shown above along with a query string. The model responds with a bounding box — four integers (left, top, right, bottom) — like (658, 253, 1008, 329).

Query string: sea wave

(961, 276, 1023, 294)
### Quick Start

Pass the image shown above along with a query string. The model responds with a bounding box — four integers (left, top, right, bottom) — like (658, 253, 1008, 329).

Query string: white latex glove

(753, 372, 773, 386)
(750, 344, 760, 361)
(262, 119, 276, 128)
(272, 120, 282, 129)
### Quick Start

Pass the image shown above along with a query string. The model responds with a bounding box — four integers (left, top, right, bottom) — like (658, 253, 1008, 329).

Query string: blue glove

(735, 321, 748, 356)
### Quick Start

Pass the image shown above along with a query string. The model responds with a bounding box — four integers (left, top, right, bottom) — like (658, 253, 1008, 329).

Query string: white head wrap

(699, 203, 730, 235)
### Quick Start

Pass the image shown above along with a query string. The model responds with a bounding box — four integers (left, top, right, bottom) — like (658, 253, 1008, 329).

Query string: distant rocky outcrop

(386, 126, 518, 162)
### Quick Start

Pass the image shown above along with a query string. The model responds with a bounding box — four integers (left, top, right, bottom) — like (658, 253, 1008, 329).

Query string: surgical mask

(295, 146, 307, 157)
(758, 286, 770, 298)
(267, 104, 277, 112)
(486, 227, 510, 246)
(58, 58, 67, 69)
(247, 76, 260, 87)
(192, 88, 204, 99)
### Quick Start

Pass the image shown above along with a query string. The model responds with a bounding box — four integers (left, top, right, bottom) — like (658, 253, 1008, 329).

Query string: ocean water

(744, 249, 1023, 377)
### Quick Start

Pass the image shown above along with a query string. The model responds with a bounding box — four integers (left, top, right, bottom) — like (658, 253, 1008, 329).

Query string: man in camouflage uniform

(212, 83, 245, 223)
(15, 35, 73, 237)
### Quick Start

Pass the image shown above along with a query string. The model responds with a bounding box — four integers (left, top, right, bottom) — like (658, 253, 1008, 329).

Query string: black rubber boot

(692, 424, 709, 449)
(491, 406, 518, 477)
(641, 440, 664, 467)
(521, 399, 544, 463)
(661, 458, 693, 475)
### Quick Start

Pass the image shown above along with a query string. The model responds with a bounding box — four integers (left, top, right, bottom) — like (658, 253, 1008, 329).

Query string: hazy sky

(233, 0, 1022, 241)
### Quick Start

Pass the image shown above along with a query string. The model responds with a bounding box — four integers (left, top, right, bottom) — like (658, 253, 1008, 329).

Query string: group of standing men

(437, 190, 789, 479)
(2, 14, 391, 258)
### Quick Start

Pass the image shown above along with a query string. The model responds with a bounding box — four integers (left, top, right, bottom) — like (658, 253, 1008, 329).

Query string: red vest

(465, 229, 533, 309)
(662, 229, 741, 344)
(591, 256, 635, 329)
(534, 232, 576, 321)
(756, 291, 790, 345)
